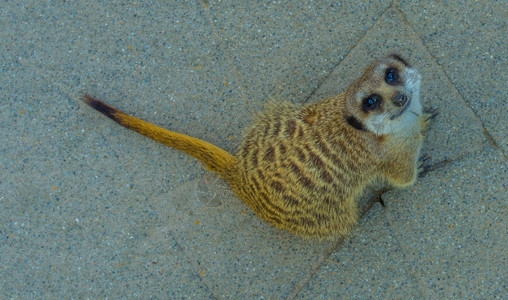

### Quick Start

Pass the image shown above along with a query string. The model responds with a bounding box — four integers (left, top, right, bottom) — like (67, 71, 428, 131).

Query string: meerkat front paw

(421, 107, 438, 132)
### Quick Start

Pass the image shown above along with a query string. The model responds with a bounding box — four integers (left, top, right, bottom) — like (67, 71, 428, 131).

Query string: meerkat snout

(389, 91, 411, 120)
(393, 92, 408, 107)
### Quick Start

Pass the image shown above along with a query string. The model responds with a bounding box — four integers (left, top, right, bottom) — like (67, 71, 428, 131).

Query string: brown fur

(83, 55, 432, 238)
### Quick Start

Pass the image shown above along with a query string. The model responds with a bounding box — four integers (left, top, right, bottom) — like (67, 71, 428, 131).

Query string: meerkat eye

(385, 67, 400, 85)
(362, 94, 382, 112)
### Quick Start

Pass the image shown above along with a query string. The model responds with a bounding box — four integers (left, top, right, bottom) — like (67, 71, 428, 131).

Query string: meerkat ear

(389, 54, 410, 67)
(345, 116, 366, 131)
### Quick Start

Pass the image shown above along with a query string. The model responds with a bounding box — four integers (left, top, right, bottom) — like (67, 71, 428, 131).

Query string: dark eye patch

(385, 67, 400, 85)
(362, 94, 382, 112)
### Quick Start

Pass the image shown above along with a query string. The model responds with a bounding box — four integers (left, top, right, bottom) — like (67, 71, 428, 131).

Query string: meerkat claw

(374, 188, 393, 207)
(424, 107, 439, 120)
(418, 155, 433, 177)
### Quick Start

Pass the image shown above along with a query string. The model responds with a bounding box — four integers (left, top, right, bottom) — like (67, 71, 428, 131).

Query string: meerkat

(83, 54, 434, 238)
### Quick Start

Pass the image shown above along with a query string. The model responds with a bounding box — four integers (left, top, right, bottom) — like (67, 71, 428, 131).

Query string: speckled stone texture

(0, 1, 505, 298)
(400, 0, 507, 153)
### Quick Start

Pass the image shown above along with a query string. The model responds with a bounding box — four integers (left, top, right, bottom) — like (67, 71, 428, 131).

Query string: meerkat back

(84, 54, 429, 238)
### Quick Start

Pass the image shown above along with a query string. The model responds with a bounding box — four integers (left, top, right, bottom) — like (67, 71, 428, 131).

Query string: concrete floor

(1, 1, 506, 298)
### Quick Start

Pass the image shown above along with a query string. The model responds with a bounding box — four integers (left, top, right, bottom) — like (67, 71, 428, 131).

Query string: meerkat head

(343, 54, 422, 135)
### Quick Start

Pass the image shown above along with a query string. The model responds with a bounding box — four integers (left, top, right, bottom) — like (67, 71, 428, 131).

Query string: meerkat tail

(83, 94, 237, 177)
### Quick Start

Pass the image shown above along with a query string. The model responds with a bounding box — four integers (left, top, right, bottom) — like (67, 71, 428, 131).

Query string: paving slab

(0, 0, 505, 298)
(382, 147, 507, 298)
(0, 1, 235, 298)
(400, 0, 507, 153)
(149, 178, 339, 298)
(295, 206, 423, 299)
(207, 0, 391, 106)
(297, 146, 506, 298)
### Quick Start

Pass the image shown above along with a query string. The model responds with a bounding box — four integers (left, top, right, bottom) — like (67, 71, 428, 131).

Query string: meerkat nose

(393, 92, 408, 107)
